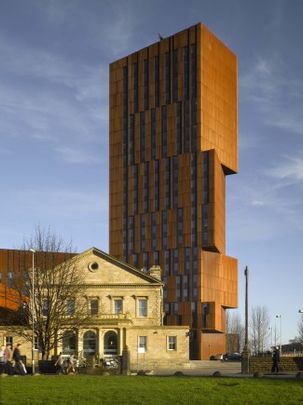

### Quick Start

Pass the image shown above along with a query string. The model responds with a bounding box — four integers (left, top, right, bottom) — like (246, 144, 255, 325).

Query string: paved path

(153, 360, 241, 376)
(152, 361, 301, 378)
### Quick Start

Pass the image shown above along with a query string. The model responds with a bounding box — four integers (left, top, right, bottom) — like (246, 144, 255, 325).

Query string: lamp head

(29, 248, 36, 253)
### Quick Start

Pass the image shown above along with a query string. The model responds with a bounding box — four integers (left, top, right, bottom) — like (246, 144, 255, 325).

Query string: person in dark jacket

(271, 346, 280, 373)
(13, 343, 26, 375)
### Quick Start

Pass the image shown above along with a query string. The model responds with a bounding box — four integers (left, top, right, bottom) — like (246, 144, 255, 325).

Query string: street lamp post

(275, 314, 282, 355)
(241, 266, 249, 374)
(30, 248, 36, 375)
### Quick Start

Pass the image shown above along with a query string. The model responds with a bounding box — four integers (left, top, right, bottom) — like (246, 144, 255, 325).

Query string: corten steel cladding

(109, 23, 238, 359)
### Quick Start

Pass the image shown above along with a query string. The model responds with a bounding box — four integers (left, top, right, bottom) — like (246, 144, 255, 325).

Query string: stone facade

(0, 248, 189, 369)
(249, 356, 303, 373)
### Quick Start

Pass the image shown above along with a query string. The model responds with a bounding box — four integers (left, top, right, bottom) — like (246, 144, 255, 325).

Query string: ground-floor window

(104, 331, 118, 355)
(168, 336, 177, 350)
(138, 336, 147, 352)
(62, 330, 76, 354)
(5, 336, 13, 346)
(83, 331, 97, 356)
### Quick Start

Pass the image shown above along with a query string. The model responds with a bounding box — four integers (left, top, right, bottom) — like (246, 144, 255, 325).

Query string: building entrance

(104, 331, 118, 355)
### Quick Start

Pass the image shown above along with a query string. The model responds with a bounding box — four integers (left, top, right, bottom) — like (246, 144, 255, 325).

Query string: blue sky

(0, 0, 302, 345)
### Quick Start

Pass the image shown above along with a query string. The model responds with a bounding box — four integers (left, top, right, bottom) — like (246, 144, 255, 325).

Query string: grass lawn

(1, 375, 303, 405)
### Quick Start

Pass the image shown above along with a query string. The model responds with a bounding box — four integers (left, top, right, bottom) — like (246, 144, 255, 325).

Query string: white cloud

(0, 38, 106, 164)
(268, 153, 303, 182)
(240, 56, 303, 136)
(55, 146, 99, 164)
(11, 187, 108, 219)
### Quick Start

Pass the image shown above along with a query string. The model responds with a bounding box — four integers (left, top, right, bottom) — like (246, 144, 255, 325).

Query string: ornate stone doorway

(104, 331, 118, 356)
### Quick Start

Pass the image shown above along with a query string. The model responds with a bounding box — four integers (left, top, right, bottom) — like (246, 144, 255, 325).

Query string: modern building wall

(0, 249, 75, 312)
(109, 23, 238, 359)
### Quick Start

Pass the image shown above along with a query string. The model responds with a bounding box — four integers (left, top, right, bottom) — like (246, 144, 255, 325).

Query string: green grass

(1, 375, 303, 405)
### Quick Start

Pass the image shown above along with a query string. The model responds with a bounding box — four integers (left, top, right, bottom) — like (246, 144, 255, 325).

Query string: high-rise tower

(109, 23, 238, 359)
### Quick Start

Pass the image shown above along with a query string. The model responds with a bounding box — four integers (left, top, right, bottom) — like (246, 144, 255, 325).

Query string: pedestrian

(271, 346, 280, 373)
(66, 354, 77, 374)
(0, 345, 5, 361)
(4, 344, 13, 375)
(0, 345, 5, 374)
(12, 343, 26, 375)
(55, 352, 65, 374)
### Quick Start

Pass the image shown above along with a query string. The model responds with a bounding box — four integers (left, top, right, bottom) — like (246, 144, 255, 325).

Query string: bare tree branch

(9, 226, 90, 359)
(298, 317, 303, 344)
(249, 305, 270, 355)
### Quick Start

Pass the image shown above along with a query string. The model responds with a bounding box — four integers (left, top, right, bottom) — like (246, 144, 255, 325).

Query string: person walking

(4, 344, 13, 375)
(0, 345, 5, 374)
(55, 352, 65, 374)
(12, 343, 26, 375)
(271, 346, 280, 373)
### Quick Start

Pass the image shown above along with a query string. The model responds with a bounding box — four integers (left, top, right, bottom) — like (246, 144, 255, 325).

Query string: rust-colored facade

(109, 23, 238, 359)
(0, 249, 75, 313)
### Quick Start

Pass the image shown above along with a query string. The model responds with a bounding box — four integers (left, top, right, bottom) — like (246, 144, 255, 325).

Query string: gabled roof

(69, 247, 163, 286)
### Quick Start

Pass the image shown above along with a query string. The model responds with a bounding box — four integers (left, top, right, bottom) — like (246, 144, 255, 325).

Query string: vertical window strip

(134, 62, 139, 113)
(173, 49, 178, 102)
(173, 156, 178, 208)
(133, 165, 138, 215)
(191, 44, 197, 99)
(133, 253, 138, 268)
(129, 114, 135, 165)
(183, 46, 189, 99)
(191, 153, 197, 246)
(143, 252, 149, 271)
(153, 251, 159, 265)
(191, 100, 197, 152)
(143, 162, 149, 213)
(165, 52, 171, 104)
(203, 152, 209, 203)
(182, 275, 189, 301)
(202, 152, 209, 245)
(202, 303, 209, 328)
(161, 105, 167, 157)
(177, 208, 183, 247)
(164, 250, 170, 275)
(183, 101, 190, 153)
(140, 112, 145, 162)
(162, 210, 168, 249)
(154, 56, 160, 107)
(151, 212, 157, 251)
(184, 247, 191, 275)
(176, 275, 181, 301)
(154, 160, 160, 211)
(173, 249, 179, 275)
(140, 214, 145, 251)
(191, 301, 198, 328)
(129, 216, 134, 253)
(165, 157, 171, 209)
(151, 108, 156, 159)
(144, 59, 149, 110)
(176, 102, 182, 154)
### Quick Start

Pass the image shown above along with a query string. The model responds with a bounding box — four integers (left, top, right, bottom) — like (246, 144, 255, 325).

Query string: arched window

(83, 331, 97, 356)
(62, 330, 76, 354)
(104, 331, 118, 355)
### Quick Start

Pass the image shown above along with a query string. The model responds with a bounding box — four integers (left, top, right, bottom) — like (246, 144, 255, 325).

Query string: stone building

(0, 247, 189, 370)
